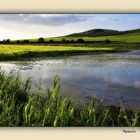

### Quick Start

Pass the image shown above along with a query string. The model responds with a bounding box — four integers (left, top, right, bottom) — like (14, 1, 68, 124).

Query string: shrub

(22, 40, 30, 44)
(105, 39, 111, 44)
(77, 38, 85, 43)
(38, 37, 45, 43)
(49, 39, 54, 43)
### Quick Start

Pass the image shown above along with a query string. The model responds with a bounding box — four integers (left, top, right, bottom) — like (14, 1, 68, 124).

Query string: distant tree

(1, 39, 6, 44)
(62, 38, 66, 43)
(77, 38, 84, 43)
(49, 39, 54, 43)
(22, 40, 29, 44)
(65, 40, 70, 43)
(105, 39, 110, 44)
(38, 37, 45, 43)
(70, 39, 74, 43)
(16, 40, 21, 44)
(2, 39, 11, 44)
(6, 39, 11, 44)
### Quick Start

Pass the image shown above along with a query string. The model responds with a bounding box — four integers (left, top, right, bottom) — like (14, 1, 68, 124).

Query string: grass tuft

(0, 69, 140, 126)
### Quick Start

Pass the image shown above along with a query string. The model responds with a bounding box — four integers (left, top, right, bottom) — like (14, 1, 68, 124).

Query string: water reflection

(0, 51, 140, 109)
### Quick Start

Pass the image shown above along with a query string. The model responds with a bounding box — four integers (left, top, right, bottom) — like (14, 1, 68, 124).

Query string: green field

(26, 31, 140, 43)
(0, 44, 118, 60)
(0, 43, 140, 60)
(0, 45, 113, 54)
(81, 32, 140, 43)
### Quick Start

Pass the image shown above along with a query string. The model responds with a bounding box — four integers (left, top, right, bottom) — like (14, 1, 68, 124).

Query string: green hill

(9, 28, 140, 43)
(48, 28, 140, 43)
(75, 31, 140, 43)
(67, 28, 140, 37)
(64, 28, 140, 43)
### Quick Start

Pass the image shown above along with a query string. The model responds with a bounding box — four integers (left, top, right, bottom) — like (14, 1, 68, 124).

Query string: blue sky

(0, 14, 140, 40)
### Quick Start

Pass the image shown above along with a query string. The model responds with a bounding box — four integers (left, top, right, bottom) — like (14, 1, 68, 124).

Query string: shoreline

(0, 69, 140, 126)
(0, 49, 129, 61)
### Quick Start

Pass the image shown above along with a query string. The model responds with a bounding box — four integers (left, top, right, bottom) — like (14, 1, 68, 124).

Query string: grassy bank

(0, 44, 139, 60)
(0, 69, 140, 127)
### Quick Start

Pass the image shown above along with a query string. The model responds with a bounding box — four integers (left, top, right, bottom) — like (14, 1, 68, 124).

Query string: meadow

(0, 43, 139, 60)
(0, 45, 113, 54)
(66, 32, 140, 43)
(26, 31, 140, 43)
(0, 44, 116, 60)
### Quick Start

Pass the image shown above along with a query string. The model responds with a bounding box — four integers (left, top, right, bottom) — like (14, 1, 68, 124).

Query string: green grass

(25, 31, 140, 43)
(55, 32, 140, 43)
(81, 32, 140, 43)
(0, 45, 113, 54)
(0, 44, 118, 61)
(0, 69, 140, 127)
(0, 43, 140, 61)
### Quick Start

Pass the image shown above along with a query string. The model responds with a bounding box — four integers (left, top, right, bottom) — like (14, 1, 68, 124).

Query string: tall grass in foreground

(0, 69, 140, 127)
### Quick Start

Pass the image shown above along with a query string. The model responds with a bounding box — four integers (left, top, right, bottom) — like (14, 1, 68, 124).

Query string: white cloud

(0, 16, 89, 40)
(0, 14, 140, 40)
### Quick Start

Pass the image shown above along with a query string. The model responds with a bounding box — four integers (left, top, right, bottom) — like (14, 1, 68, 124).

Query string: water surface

(0, 51, 140, 109)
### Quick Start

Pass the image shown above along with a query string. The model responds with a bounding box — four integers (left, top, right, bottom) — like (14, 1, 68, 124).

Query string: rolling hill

(67, 28, 140, 37)
(6, 28, 140, 43)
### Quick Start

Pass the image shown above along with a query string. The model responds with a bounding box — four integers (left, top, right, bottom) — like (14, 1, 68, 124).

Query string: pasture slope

(12, 28, 140, 43)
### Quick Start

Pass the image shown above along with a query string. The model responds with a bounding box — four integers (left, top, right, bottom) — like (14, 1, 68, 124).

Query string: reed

(0, 69, 139, 126)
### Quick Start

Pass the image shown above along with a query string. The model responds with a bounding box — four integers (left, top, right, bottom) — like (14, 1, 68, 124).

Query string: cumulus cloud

(0, 14, 96, 26)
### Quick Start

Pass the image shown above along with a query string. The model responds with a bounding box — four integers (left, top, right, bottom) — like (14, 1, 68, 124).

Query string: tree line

(0, 37, 113, 45)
